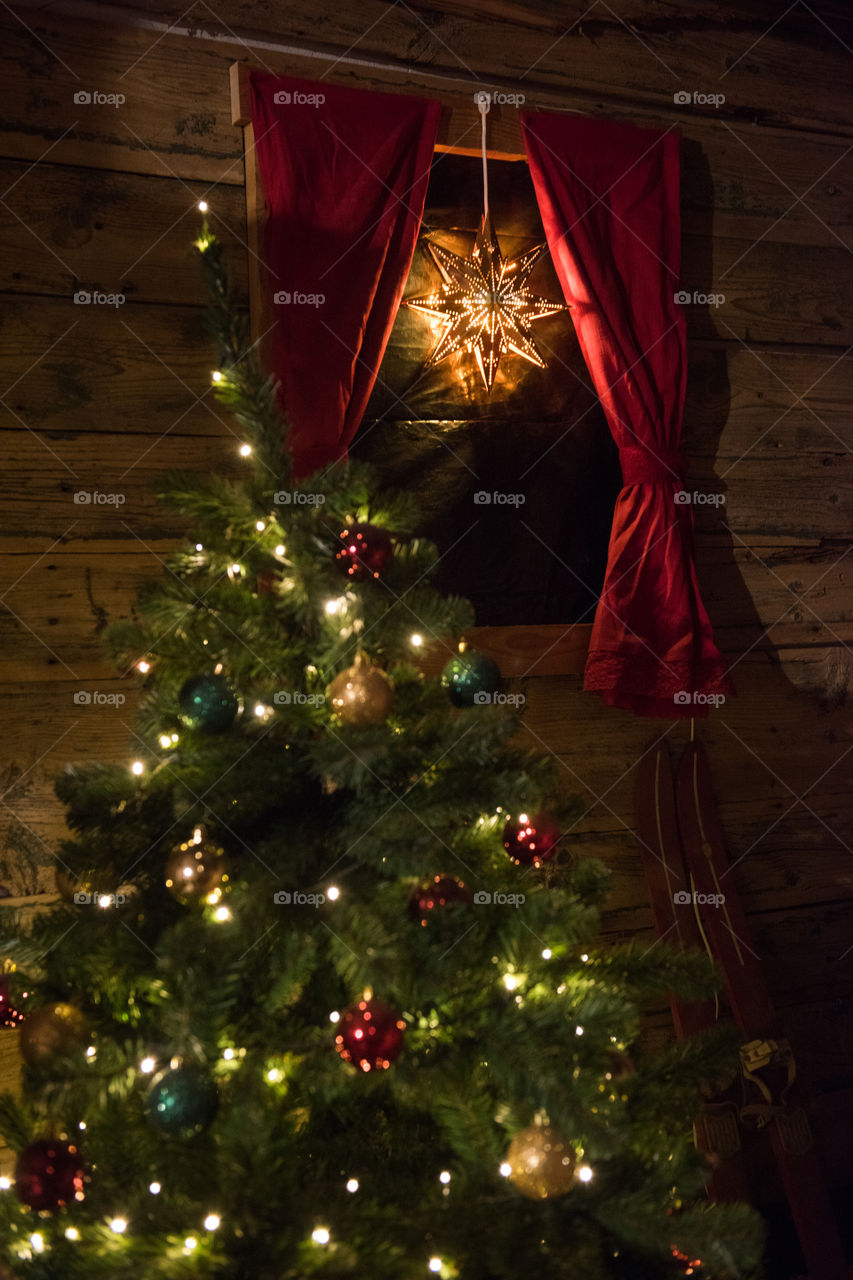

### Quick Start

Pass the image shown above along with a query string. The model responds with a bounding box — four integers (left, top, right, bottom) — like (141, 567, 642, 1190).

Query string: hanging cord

(476, 91, 490, 218)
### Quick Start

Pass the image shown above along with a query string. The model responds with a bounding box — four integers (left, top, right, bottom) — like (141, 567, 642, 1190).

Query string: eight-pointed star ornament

(402, 213, 569, 393)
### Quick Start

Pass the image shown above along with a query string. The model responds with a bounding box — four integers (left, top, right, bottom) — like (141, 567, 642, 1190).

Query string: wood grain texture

(1, 0, 852, 1192)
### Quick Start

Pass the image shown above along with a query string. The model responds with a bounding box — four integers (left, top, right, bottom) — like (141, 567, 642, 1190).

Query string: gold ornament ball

(165, 826, 229, 906)
(327, 657, 394, 727)
(19, 1003, 89, 1065)
(505, 1126, 577, 1199)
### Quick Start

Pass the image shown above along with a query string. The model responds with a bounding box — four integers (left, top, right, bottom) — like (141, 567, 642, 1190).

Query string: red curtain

(249, 73, 440, 478)
(522, 112, 733, 718)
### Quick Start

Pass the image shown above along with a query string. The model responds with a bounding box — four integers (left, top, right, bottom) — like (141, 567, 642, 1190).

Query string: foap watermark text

(473, 890, 525, 906)
(674, 490, 725, 507)
(674, 691, 726, 708)
(674, 890, 725, 907)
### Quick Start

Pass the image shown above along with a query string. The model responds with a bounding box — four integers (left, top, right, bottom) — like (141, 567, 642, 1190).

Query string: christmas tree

(0, 222, 763, 1279)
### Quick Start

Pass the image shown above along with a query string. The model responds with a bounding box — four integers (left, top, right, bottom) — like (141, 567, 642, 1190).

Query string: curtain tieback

(620, 446, 686, 487)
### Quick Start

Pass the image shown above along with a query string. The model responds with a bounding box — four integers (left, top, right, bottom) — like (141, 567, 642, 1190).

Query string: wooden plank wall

(0, 0, 851, 1209)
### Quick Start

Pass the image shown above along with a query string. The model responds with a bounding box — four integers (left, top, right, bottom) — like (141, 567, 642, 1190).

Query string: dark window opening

(351, 153, 621, 625)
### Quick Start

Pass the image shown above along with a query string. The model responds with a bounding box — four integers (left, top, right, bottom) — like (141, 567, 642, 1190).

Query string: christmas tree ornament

(144, 1065, 219, 1138)
(165, 825, 229, 905)
(334, 522, 393, 581)
(335, 999, 406, 1072)
(408, 875, 472, 927)
(19, 1002, 89, 1065)
(505, 1125, 577, 1199)
(440, 647, 501, 708)
(14, 1138, 86, 1211)
(178, 674, 239, 732)
(0, 974, 26, 1027)
(502, 811, 561, 867)
(327, 655, 394, 727)
(402, 99, 566, 393)
(404, 215, 567, 393)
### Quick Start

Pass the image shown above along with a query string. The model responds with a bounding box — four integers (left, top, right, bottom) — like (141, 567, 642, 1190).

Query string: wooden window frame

(230, 62, 591, 679)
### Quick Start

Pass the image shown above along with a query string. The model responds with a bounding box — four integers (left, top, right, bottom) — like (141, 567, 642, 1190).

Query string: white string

(477, 93, 490, 218)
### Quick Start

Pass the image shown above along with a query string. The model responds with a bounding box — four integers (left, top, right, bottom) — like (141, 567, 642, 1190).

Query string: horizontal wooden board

(0, 428, 243, 541)
(0, 295, 849, 474)
(0, 298, 235, 436)
(0, 160, 249, 306)
(2, 541, 851, 684)
(684, 344, 853, 457)
(2, 8, 852, 204)
(3, 419, 850, 543)
(14, 1, 851, 137)
(0, 14, 243, 183)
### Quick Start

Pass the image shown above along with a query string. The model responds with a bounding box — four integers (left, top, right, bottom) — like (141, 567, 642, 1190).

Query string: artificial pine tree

(0, 222, 764, 1279)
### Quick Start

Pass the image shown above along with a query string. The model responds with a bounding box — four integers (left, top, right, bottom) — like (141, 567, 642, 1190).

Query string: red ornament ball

(335, 523, 393, 581)
(502, 811, 561, 867)
(408, 875, 472, 927)
(15, 1138, 85, 1211)
(335, 998, 406, 1072)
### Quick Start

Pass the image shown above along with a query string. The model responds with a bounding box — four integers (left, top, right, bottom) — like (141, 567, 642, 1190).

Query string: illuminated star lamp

(403, 96, 569, 392)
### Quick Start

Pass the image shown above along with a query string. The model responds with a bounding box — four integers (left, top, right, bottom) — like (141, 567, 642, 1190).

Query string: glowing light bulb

(346, 1177, 359, 1192)
(204, 1214, 220, 1230)
(255, 519, 265, 532)
(329, 1010, 340, 1023)
(327, 885, 340, 901)
(136, 659, 151, 673)
(185, 1237, 197, 1250)
(78, 1121, 86, 1130)
(86, 1045, 96, 1058)
(131, 761, 144, 776)
(439, 1170, 451, 1184)
(581, 953, 589, 962)
(30, 1233, 45, 1253)
(0, 1177, 10, 1190)
(575, 1025, 584, 1036)
(195, 542, 204, 551)
(274, 543, 285, 556)
(65, 1227, 80, 1240)
(266, 1067, 283, 1083)
(223, 1048, 235, 1060)
(197, 200, 208, 212)
(254, 703, 266, 717)
(312, 1227, 330, 1245)
(230, 563, 242, 576)
(158, 733, 172, 749)
(109, 1218, 127, 1234)
(239, 444, 252, 457)
(410, 633, 424, 647)
(139, 1056, 156, 1073)
(429, 1260, 442, 1274)
(149, 1182, 161, 1195)
(214, 906, 231, 922)
(97, 894, 112, 909)
(499, 1162, 512, 1177)
(212, 370, 223, 383)
(541, 948, 552, 959)
(503, 974, 520, 991)
(577, 1164, 593, 1183)
(325, 597, 342, 615)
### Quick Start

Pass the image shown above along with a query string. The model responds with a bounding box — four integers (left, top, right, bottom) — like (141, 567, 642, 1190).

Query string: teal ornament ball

(144, 1066, 219, 1138)
(441, 651, 502, 708)
(178, 674, 239, 732)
